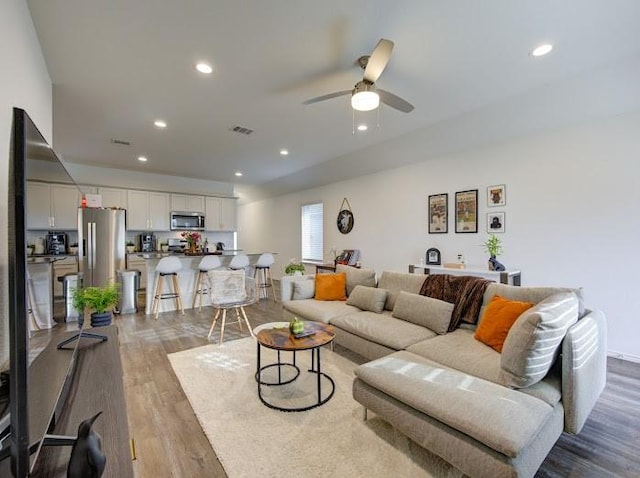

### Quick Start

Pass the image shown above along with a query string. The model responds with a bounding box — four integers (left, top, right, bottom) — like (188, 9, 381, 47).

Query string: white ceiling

(27, 1, 640, 202)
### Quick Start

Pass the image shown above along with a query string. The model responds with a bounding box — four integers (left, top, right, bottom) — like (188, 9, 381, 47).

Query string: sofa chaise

(280, 266, 607, 478)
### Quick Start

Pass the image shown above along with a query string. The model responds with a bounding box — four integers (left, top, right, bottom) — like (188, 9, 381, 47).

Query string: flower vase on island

(181, 231, 201, 254)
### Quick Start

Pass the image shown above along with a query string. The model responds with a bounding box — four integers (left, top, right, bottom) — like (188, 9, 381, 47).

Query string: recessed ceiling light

(138, 156, 148, 162)
(196, 62, 213, 74)
(357, 124, 368, 131)
(280, 149, 289, 156)
(154, 120, 167, 128)
(235, 171, 243, 177)
(531, 44, 553, 57)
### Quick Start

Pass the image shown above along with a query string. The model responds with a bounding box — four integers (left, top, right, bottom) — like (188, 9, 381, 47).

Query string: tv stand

(57, 330, 108, 350)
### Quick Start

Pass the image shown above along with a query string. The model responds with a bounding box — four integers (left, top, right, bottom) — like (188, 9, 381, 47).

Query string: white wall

(0, 0, 54, 366)
(239, 110, 640, 361)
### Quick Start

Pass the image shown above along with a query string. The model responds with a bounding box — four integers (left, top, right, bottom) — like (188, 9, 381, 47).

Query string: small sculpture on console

(67, 411, 106, 478)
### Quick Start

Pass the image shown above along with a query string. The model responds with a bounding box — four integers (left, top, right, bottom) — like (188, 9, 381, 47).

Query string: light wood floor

(111, 287, 639, 478)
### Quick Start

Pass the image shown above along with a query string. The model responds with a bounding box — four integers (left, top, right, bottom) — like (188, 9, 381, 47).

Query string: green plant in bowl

(481, 234, 503, 258)
(72, 283, 119, 327)
(284, 259, 306, 275)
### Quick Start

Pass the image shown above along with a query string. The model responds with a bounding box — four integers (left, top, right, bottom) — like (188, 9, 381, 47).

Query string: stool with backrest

(192, 255, 223, 311)
(151, 256, 184, 319)
(253, 253, 276, 301)
(207, 269, 257, 344)
(228, 254, 250, 273)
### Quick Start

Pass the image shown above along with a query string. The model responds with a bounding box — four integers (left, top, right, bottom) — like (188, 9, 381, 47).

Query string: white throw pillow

(292, 279, 315, 300)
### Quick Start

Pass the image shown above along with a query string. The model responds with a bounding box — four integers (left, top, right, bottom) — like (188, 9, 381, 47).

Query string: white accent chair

(207, 270, 257, 344)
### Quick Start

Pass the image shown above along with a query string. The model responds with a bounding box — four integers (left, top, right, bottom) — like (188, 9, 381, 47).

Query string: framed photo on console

(455, 189, 478, 233)
(428, 193, 448, 234)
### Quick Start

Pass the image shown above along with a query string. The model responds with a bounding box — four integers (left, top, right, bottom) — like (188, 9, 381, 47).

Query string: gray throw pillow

(501, 292, 579, 388)
(292, 279, 315, 300)
(335, 264, 376, 296)
(345, 285, 387, 313)
(391, 291, 453, 335)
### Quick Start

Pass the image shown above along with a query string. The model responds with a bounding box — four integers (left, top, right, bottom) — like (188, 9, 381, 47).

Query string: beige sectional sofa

(280, 266, 607, 478)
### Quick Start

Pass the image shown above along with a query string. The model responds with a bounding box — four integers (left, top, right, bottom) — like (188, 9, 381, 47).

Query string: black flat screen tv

(0, 108, 82, 476)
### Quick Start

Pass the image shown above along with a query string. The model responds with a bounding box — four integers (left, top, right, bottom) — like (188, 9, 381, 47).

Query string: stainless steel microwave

(170, 211, 205, 231)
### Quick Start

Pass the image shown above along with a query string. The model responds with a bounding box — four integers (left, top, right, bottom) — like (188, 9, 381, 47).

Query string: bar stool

(192, 255, 223, 311)
(228, 254, 250, 273)
(253, 253, 276, 301)
(151, 256, 184, 319)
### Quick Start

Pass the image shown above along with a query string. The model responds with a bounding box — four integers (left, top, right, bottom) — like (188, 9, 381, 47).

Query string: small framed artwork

(487, 212, 505, 233)
(428, 193, 448, 234)
(487, 184, 506, 207)
(426, 247, 441, 265)
(455, 189, 478, 233)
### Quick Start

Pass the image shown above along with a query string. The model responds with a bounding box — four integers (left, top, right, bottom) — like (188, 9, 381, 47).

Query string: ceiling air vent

(110, 138, 131, 146)
(230, 125, 254, 136)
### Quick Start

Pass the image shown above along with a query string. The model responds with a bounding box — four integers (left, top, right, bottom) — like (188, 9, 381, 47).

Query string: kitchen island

(136, 252, 274, 315)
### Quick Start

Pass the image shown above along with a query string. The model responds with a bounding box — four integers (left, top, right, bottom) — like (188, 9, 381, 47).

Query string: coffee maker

(46, 231, 68, 255)
(138, 233, 156, 252)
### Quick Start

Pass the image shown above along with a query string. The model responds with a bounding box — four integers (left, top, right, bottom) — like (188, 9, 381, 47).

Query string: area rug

(168, 338, 464, 478)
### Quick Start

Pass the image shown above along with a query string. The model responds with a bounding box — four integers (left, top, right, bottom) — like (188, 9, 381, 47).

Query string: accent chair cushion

(346, 285, 387, 313)
(501, 292, 579, 388)
(335, 264, 376, 296)
(292, 279, 315, 300)
(392, 291, 453, 335)
(208, 270, 246, 303)
(314, 272, 347, 301)
(475, 295, 534, 353)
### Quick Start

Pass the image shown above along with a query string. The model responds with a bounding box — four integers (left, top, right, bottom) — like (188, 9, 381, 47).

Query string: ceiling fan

(303, 38, 414, 113)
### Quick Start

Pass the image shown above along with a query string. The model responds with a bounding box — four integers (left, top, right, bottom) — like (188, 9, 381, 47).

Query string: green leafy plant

(481, 234, 503, 257)
(284, 259, 306, 275)
(126, 240, 135, 246)
(72, 283, 119, 314)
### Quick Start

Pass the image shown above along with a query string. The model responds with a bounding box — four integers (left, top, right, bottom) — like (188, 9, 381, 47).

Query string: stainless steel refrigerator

(78, 208, 126, 287)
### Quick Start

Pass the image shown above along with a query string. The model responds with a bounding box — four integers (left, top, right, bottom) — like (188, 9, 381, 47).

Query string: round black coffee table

(255, 321, 335, 412)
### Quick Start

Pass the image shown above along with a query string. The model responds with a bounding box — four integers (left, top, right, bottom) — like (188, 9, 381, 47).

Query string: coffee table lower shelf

(255, 342, 335, 412)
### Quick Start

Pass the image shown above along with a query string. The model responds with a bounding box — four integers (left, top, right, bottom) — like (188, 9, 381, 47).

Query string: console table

(408, 264, 521, 286)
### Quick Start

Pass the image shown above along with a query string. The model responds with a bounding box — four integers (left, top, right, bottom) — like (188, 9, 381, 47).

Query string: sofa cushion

(346, 285, 387, 313)
(501, 292, 579, 388)
(355, 351, 553, 458)
(392, 291, 453, 335)
(283, 299, 360, 324)
(377, 271, 427, 311)
(314, 272, 347, 301)
(335, 264, 376, 296)
(330, 311, 436, 350)
(474, 295, 534, 353)
(292, 278, 315, 300)
(406, 333, 561, 406)
(406, 329, 503, 384)
(481, 283, 585, 320)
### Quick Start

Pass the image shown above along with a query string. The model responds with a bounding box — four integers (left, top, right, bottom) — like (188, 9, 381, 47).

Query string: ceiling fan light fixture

(351, 91, 379, 112)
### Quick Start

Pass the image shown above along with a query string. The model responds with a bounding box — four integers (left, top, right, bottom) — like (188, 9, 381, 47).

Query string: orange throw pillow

(475, 295, 534, 353)
(314, 273, 347, 301)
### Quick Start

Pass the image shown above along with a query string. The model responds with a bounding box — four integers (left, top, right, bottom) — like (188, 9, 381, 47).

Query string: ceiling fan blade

(363, 38, 394, 83)
(303, 90, 351, 105)
(378, 89, 415, 113)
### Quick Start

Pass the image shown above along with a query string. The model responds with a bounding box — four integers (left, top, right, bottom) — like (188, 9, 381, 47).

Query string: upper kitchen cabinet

(126, 190, 170, 231)
(99, 187, 128, 209)
(26, 181, 80, 230)
(170, 194, 205, 213)
(205, 197, 237, 231)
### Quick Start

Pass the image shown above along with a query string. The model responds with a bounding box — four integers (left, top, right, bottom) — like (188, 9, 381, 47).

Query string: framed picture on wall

(487, 184, 506, 207)
(455, 189, 478, 233)
(428, 193, 448, 234)
(487, 212, 505, 233)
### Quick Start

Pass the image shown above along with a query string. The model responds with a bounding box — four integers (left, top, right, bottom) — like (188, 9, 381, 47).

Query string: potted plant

(284, 258, 306, 276)
(160, 241, 169, 252)
(126, 240, 135, 253)
(69, 242, 79, 255)
(26, 243, 35, 255)
(481, 234, 505, 271)
(72, 283, 119, 328)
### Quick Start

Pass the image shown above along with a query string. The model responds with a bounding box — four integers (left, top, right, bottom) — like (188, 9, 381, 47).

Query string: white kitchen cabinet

(126, 190, 170, 231)
(205, 196, 237, 231)
(26, 182, 80, 230)
(99, 187, 128, 209)
(53, 256, 79, 298)
(170, 194, 205, 213)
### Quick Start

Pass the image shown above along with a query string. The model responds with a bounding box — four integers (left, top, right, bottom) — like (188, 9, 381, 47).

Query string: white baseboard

(607, 350, 640, 363)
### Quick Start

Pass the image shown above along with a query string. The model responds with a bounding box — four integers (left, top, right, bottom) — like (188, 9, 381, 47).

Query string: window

(301, 202, 323, 261)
